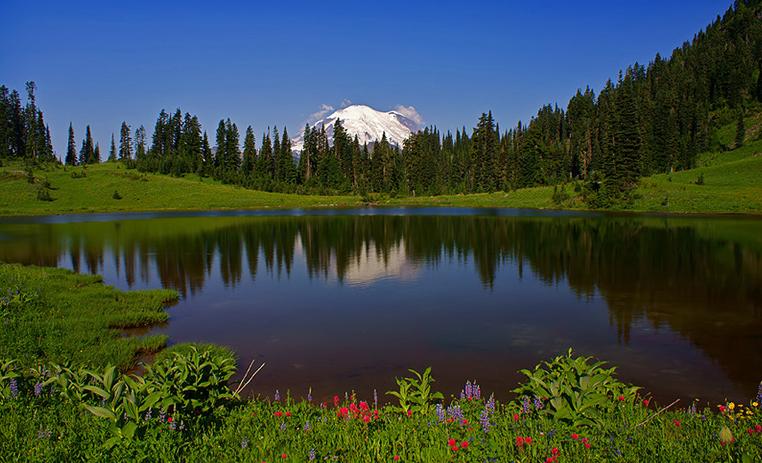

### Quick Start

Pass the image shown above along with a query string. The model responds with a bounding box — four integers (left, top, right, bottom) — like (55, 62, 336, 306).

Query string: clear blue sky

(1, 0, 730, 157)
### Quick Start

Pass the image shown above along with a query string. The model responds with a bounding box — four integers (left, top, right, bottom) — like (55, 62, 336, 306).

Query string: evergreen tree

(242, 126, 257, 176)
(79, 125, 94, 164)
(93, 143, 101, 163)
(66, 123, 78, 165)
(119, 122, 133, 161)
(135, 125, 147, 161)
(108, 134, 117, 161)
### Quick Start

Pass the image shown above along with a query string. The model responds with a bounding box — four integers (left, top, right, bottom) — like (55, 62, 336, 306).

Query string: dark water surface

(1, 208, 761, 404)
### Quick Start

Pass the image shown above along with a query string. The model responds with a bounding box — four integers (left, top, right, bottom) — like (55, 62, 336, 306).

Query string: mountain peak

(292, 104, 420, 151)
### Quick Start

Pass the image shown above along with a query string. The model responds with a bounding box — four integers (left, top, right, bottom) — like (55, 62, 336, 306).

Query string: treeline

(0, 82, 55, 163)
(5, 1, 762, 203)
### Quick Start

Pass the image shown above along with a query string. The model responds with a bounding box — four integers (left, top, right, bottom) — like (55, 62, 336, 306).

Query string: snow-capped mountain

(291, 104, 420, 151)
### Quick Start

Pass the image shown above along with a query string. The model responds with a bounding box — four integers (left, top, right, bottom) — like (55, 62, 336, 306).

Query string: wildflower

(167, 417, 173, 423)
(448, 438, 456, 447)
(333, 395, 340, 407)
(407, 410, 413, 417)
(307, 388, 312, 403)
(756, 424, 762, 433)
(241, 439, 249, 449)
(533, 396, 544, 410)
(274, 411, 283, 418)
(525, 437, 532, 444)
(281, 453, 287, 459)
(308, 449, 316, 461)
(460, 441, 469, 449)
(464, 381, 473, 399)
(435, 404, 445, 422)
(718, 405, 726, 413)
(571, 433, 579, 440)
(447, 405, 464, 422)
(617, 395, 625, 402)
(754, 402, 760, 408)
(642, 399, 650, 407)
(363, 415, 370, 423)
(393, 456, 399, 462)
(522, 397, 531, 413)
(303, 421, 311, 431)
(285, 411, 291, 417)
(274, 390, 281, 402)
(513, 413, 519, 422)
(486, 394, 495, 414)
(279, 423, 286, 431)
(479, 408, 491, 433)
(515, 436, 525, 447)
(673, 419, 681, 427)
(34, 383, 42, 397)
(359, 401, 369, 411)
(728, 402, 736, 411)
(9, 379, 18, 398)
(374, 389, 378, 409)
(461, 419, 468, 426)
(757, 382, 762, 404)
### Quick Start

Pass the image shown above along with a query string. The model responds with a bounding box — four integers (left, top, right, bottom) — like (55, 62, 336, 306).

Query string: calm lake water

(1, 208, 761, 404)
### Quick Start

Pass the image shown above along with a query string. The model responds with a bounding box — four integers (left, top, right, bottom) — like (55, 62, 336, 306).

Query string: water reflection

(0, 212, 760, 402)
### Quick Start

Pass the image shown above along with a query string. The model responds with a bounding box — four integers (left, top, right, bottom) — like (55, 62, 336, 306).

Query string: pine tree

(201, 131, 213, 175)
(79, 125, 94, 164)
(135, 126, 147, 161)
(613, 72, 641, 191)
(93, 143, 101, 163)
(66, 123, 78, 165)
(119, 122, 133, 161)
(242, 126, 257, 176)
(108, 134, 117, 161)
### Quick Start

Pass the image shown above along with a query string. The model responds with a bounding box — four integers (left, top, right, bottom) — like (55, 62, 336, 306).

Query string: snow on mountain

(291, 104, 420, 152)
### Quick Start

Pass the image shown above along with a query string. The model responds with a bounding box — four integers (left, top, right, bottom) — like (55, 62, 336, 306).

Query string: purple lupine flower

(522, 396, 531, 414)
(465, 381, 473, 399)
(159, 411, 166, 422)
(169, 420, 177, 431)
(486, 394, 496, 414)
(435, 403, 445, 422)
(179, 421, 186, 432)
(241, 439, 249, 449)
(9, 379, 18, 398)
(373, 389, 378, 410)
(446, 404, 464, 422)
(479, 408, 491, 433)
(308, 448, 316, 461)
(757, 382, 762, 404)
(34, 383, 43, 397)
(303, 421, 311, 431)
(280, 422, 286, 431)
(474, 385, 481, 400)
(144, 409, 153, 421)
(688, 401, 697, 415)
(533, 396, 544, 410)
(274, 389, 281, 402)
(307, 388, 312, 403)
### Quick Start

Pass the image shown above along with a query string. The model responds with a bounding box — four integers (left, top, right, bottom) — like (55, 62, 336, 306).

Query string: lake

(0, 208, 760, 404)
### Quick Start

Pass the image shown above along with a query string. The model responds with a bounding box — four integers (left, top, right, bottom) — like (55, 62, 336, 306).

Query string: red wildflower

(718, 405, 726, 413)
(460, 441, 469, 449)
(274, 411, 283, 418)
(281, 453, 287, 459)
(461, 419, 468, 425)
(756, 425, 762, 433)
(515, 436, 525, 447)
(285, 411, 291, 417)
(450, 445, 459, 452)
(584, 442, 591, 449)
(552, 447, 559, 455)
(618, 395, 625, 402)
(642, 399, 650, 407)
(359, 401, 369, 411)
(363, 415, 370, 423)
(407, 410, 412, 417)
(448, 438, 456, 447)
(350, 403, 358, 413)
(749, 428, 756, 436)
(525, 437, 532, 445)
(167, 417, 173, 423)
(673, 419, 681, 427)
(393, 456, 400, 461)
(571, 433, 579, 440)
(513, 413, 520, 422)
(333, 395, 340, 407)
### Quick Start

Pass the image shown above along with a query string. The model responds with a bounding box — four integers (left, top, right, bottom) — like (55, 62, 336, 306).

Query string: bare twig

(235, 361, 266, 395)
(635, 399, 680, 428)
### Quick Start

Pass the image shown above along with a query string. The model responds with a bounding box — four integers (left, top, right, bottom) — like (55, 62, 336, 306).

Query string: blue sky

(2, 0, 730, 156)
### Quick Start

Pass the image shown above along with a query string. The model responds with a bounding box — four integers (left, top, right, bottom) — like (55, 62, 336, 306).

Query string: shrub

(112, 190, 122, 200)
(512, 348, 639, 427)
(36, 187, 53, 202)
(386, 367, 443, 415)
(696, 173, 705, 185)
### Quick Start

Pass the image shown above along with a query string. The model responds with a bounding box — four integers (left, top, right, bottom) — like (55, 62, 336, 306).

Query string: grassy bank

(1, 138, 761, 216)
(1, 263, 761, 461)
(0, 263, 177, 369)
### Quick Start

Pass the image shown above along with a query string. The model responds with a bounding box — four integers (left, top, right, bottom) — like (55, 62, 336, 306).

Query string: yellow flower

(728, 402, 735, 410)
(753, 401, 759, 407)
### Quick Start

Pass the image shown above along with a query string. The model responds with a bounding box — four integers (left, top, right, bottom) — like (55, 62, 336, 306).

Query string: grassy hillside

(1, 137, 761, 216)
(0, 163, 360, 216)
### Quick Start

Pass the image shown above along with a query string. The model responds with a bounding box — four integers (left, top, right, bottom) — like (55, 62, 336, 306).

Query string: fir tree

(242, 126, 257, 176)
(66, 123, 78, 165)
(119, 122, 133, 161)
(736, 108, 746, 148)
(108, 134, 117, 161)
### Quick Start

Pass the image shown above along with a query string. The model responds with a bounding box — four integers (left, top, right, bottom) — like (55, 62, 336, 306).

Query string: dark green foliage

(112, 190, 122, 200)
(736, 108, 746, 147)
(119, 122, 132, 161)
(108, 134, 117, 162)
